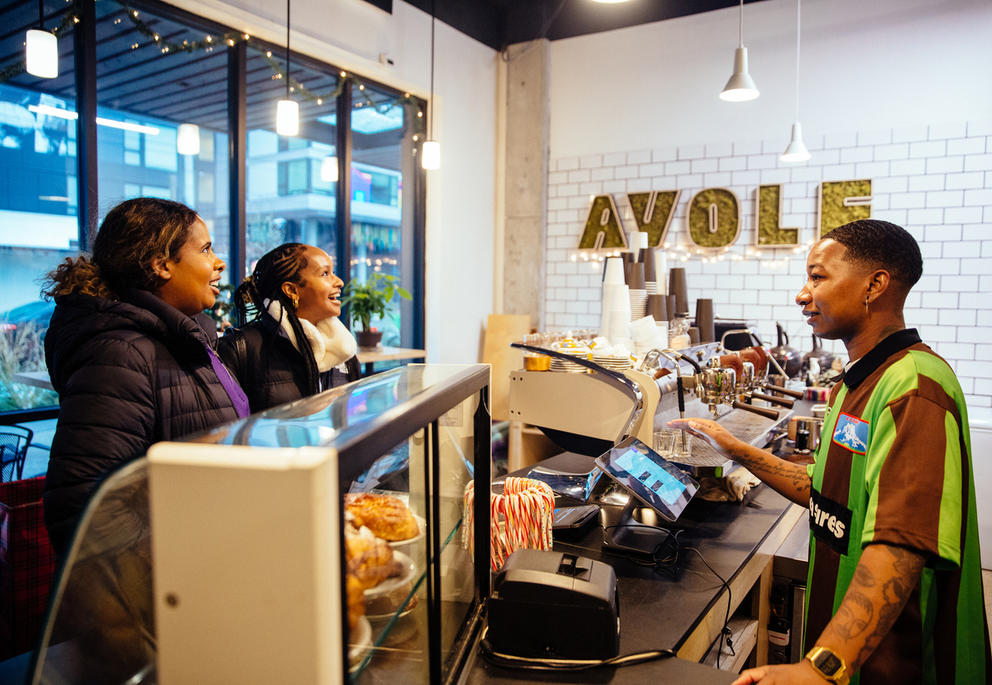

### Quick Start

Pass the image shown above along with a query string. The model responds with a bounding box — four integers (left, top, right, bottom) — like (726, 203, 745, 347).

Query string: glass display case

(30, 364, 491, 685)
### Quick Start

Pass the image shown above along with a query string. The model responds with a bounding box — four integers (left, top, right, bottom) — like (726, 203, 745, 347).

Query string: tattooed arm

(668, 418, 811, 505)
(816, 543, 926, 671)
(731, 544, 926, 684)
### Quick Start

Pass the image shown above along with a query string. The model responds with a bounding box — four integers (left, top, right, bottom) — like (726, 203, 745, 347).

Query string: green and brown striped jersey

(804, 329, 990, 684)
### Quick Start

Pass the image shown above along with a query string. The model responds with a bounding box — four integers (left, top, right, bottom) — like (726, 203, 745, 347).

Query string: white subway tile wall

(545, 121, 992, 410)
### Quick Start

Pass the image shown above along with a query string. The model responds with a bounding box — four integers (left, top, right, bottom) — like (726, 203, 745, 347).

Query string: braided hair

(234, 243, 320, 394)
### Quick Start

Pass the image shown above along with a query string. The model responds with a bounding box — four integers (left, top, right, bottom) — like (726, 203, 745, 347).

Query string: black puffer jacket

(217, 313, 360, 413)
(43, 288, 241, 555)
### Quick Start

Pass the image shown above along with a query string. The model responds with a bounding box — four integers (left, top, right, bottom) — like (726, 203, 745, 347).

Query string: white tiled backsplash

(545, 121, 992, 410)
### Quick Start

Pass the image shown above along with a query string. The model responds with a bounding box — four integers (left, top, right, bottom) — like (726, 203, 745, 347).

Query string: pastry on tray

(346, 573, 366, 631)
(344, 492, 419, 542)
(345, 526, 403, 591)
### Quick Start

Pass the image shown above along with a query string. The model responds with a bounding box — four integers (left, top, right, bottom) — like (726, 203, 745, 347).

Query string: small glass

(522, 333, 550, 371)
(653, 429, 678, 456)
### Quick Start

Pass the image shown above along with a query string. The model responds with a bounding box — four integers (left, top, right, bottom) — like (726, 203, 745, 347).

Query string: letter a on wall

(578, 194, 627, 250)
(687, 188, 740, 249)
(627, 190, 681, 247)
(818, 180, 872, 238)
(756, 184, 800, 246)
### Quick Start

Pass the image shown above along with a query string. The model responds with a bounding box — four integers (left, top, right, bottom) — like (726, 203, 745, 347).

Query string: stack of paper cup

(600, 257, 627, 339)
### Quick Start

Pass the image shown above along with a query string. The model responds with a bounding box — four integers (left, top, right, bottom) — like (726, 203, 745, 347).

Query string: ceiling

(402, 0, 768, 51)
(0, 0, 415, 138)
(0, 0, 766, 133)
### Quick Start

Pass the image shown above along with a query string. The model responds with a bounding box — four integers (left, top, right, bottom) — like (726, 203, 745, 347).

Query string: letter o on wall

(687, 188, 740, 249)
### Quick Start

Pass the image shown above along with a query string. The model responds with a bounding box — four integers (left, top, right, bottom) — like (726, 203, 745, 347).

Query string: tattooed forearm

(816, 544, 926, 672)
(729, 448, 811, 504)
(831, 590, 873, 640)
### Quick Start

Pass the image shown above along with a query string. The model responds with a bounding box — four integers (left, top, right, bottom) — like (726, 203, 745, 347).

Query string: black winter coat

(217, 313, 360, 413)
(43, 289, 241, 555)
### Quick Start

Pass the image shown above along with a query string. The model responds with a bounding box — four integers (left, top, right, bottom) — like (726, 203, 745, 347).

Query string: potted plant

(341, 273, 412, 349)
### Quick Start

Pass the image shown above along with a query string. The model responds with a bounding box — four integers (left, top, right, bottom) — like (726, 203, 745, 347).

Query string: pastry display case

(29, 364, 492, 685)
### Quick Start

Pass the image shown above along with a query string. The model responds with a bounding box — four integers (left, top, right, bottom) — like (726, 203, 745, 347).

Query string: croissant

(345, 493, 419, 542)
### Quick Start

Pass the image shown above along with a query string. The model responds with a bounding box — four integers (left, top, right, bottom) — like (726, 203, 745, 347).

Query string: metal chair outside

(0, 424, 34, 482)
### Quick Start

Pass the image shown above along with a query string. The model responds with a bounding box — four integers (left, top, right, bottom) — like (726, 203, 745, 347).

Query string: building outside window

(0, 0, 425, 417)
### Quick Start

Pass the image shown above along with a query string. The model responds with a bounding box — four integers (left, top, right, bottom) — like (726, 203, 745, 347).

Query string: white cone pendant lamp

(780, 0, 811, 163)
(276, 0, 299, 137)
(719, 0, 758, 102)
(25, 0, 58, 79)
(421, 1, 440, 170)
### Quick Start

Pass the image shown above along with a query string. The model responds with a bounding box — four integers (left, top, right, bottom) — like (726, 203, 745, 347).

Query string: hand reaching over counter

(667, 418, 811, 506)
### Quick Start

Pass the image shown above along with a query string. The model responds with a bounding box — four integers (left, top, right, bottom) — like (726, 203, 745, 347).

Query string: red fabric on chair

(0, 476, 55, 659)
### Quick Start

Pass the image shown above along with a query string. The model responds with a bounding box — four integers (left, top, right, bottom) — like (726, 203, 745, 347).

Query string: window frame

(0, 0, 427, 420)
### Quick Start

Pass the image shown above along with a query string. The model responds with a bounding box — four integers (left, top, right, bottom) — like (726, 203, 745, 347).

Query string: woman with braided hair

(218, 243, 360, 412)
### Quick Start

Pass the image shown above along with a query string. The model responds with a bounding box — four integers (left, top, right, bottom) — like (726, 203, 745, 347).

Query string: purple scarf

(204, 343, 250, 418)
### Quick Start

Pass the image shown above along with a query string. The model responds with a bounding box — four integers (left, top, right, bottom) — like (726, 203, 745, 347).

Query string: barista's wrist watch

(805, 646, 849, 685)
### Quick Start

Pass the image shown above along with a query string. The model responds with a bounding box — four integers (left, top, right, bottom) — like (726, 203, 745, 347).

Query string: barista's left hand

(666, 417, 741, 456)
(732, 661, 828, 685)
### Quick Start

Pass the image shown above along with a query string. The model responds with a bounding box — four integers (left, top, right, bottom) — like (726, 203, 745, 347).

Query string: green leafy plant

(341, 273, 411, 332)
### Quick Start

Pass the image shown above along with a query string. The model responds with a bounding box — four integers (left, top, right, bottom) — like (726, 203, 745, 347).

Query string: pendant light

(25, 0, 58, 79)
(177, 123, 200, 156)
(780, 0, 811, 162)
(719, 0, 758, 102)
(275, 0, 299, 136)
(421, 0, 440, 170)
(320, 156, 338, 182)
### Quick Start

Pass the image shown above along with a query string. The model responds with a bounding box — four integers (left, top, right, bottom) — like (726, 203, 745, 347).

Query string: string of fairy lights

(569, 242, 814, 269)
(2, 0, 427, 139)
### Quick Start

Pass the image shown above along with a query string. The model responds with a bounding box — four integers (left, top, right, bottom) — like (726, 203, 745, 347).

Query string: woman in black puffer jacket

(218, 243, 360, 413)
(42, 197, 249, 557)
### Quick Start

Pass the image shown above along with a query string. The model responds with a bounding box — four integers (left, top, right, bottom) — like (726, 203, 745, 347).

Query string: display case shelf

(30, 364, 492, 685)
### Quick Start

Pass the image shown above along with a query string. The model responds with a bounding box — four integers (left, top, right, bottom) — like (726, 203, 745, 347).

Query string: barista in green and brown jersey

(671, 219, 990, 684)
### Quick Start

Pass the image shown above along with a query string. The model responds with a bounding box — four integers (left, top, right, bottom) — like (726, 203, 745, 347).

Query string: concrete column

(500, 40, 550, 326)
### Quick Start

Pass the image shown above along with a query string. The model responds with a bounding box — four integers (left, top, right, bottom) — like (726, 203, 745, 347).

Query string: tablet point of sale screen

(614, 448, 684, 505)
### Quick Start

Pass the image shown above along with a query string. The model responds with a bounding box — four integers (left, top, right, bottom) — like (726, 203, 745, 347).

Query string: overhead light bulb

(275, 0, 298, 136)
(26, 29, 58, 79)
(780, 122, 811, 162)
(276, 99, 299, 136)
(177, 123, 200, 155)
(421, 140, 440, 170)
(719, 47, 759, 101)
(780, 0, 811, 163)
(320, 156, 338, 182)
(719, 0, 758, 102)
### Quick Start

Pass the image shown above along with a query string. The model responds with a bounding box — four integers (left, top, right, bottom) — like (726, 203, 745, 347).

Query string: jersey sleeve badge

(832, 412, 869, 454)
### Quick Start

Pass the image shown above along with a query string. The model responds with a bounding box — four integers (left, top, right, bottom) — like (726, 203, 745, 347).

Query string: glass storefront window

(0, 2, 424, 419)
(349, 84, 419, 348)
(0, 0, 75, 411)
(245, 48, 340, 277)
(94, 4, 230, 278)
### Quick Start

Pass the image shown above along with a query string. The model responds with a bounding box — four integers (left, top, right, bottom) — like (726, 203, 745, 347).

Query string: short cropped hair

(826, 219, 923, 289)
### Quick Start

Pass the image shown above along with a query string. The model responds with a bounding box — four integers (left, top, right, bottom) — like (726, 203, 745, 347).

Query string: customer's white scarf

(267, 300, 357, 372)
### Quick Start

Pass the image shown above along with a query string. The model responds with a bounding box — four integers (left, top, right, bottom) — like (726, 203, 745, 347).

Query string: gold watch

(805, 646, 849, 685)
